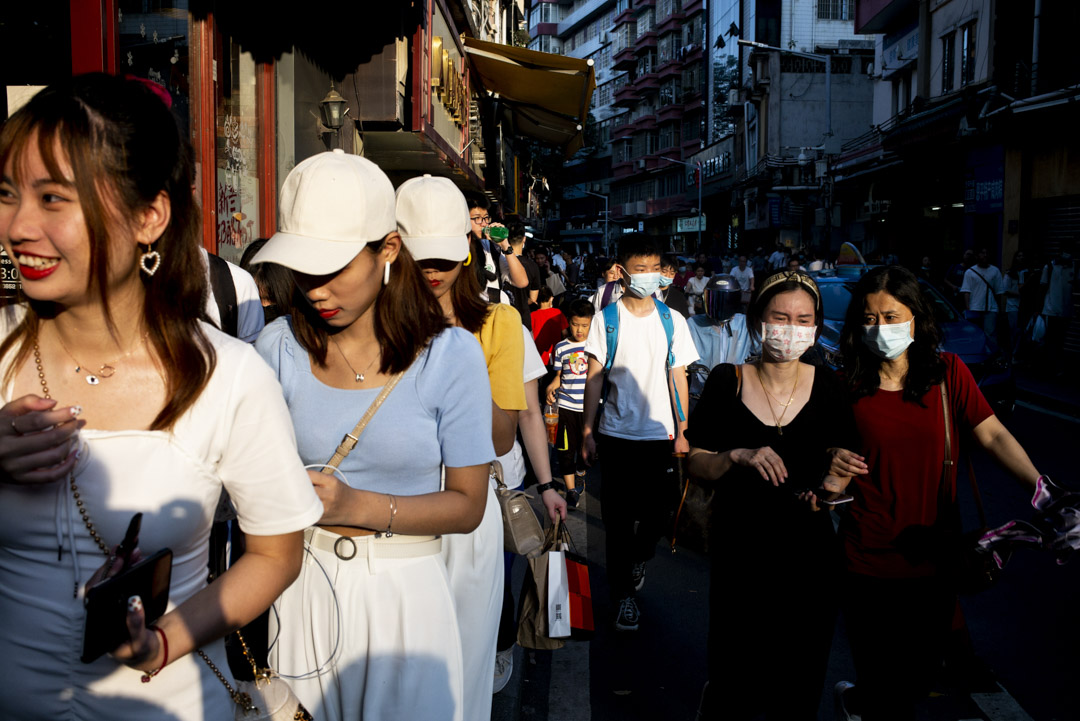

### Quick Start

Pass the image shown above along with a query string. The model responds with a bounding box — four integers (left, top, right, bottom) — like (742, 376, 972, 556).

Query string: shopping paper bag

(517, 523, 565, 650)
(547, 546, 571, 638)
(564, 551, 594, 640)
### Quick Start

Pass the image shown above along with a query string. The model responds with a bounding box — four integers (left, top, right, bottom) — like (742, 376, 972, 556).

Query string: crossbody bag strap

(939, 381, 988, 527)
(322, 370, 407, 472)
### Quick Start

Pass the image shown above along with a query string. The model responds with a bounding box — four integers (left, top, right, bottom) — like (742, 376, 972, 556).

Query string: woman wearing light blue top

(250, 151, 494, 721)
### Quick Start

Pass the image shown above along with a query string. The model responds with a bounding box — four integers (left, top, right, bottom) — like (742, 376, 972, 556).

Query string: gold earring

(463, 252, 472, 267)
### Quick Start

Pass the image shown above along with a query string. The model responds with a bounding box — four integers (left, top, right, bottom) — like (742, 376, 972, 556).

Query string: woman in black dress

(687, 270, 856, 720)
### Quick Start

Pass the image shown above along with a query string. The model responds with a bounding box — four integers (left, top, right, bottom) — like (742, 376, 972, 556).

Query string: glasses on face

(418, 258, 460, 273)
(470, 215, 491, 224)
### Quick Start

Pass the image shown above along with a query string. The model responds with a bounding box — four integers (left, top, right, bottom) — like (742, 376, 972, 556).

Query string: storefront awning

(463, 38, 596, 156)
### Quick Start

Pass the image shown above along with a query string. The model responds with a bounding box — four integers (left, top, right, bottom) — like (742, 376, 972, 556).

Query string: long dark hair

(839, 265, 945, 403)
(290, 238, 447, 372)
(0, 73, 212, 431)
(445, 236, 491, 334)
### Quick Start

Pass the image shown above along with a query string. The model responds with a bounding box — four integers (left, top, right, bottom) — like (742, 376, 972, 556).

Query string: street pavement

(493, 369, 1080, 721)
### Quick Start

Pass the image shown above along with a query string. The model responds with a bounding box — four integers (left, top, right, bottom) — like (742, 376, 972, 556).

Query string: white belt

(304, 527, 441, 561)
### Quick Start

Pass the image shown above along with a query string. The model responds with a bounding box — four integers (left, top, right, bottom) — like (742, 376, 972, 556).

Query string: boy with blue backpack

(581, 235, 699, 631)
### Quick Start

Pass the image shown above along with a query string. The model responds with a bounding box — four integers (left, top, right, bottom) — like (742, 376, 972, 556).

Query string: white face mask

(760, 323, 817, 362)
(862, 321, 914, 360)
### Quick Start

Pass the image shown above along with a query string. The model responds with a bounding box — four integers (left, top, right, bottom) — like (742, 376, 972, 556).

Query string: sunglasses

(418, 258, 460, 273)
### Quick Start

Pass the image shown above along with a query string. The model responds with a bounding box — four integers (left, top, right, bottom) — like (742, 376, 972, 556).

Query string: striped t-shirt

(552, 339, 589, 412)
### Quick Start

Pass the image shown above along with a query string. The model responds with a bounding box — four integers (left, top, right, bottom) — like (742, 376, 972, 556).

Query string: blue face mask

(658, 275, 674, 288)
(862, 321, 914, 360)
(626, 272, 663, 298)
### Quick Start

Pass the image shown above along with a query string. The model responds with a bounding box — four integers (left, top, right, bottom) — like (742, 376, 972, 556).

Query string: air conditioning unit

(637, 159, 647, 170)
(599, 32, 610, 44)
(727, 89, 739, 106)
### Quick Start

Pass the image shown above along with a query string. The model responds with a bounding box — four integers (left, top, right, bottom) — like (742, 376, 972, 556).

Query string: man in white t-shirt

(768, 245, 787, 270)
(960, 247, 1005, 340)
(1040, 251, 1075, 375)
(581, 235, 699, 633)
(729, 254, 755, 310)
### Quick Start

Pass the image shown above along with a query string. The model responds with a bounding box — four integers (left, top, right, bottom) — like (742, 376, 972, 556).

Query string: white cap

(251, 149, 396, 275)
(395, 174, 470, 262)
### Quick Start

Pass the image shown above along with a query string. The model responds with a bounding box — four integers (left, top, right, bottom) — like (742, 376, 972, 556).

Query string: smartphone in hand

(814, 487, 853, 506)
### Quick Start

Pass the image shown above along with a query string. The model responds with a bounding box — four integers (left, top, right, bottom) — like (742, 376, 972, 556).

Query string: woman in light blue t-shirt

(250, 152, 495, 721)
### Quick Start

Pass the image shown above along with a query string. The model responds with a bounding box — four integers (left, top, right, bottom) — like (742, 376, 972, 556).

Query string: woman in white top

(0, 74, 322, 720)
(252, 153, 493, 721)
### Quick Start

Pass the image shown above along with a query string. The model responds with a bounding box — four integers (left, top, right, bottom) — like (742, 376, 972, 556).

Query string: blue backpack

(601, 297, 686, 423)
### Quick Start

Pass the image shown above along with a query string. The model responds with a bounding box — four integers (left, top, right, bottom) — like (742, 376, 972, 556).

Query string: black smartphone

(81, 547, 173, 664)
(814, 488, 854, 506)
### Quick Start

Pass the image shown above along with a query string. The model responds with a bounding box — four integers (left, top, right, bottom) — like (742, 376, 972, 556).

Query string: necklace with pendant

(332, 337, 379, 383)
(54, 329, 148, 386)
(756, 362, 800, 435)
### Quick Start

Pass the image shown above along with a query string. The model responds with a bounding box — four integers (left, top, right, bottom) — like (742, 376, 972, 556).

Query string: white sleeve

(217, 346, 323, 535)
(584, 310, 608, 366)
(992, 268, 1005, 295)
(226, 262, 266, 343)
(670, 313, 701, 369)
(521, 324, 546, 382)
(959, 269, 976, 294)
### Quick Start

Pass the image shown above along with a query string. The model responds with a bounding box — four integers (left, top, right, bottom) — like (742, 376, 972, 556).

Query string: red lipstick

(15, 252, 60, 281)
(319, 309, 340, 319)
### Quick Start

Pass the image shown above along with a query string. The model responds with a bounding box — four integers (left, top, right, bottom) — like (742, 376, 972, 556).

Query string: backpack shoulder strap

(652, 297, 686, 423)
(602, 300, 620, 373)
(207, 252, 239, 338)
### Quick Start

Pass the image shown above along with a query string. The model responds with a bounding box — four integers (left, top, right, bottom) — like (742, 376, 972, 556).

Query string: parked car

(812, 271, 1015, 417)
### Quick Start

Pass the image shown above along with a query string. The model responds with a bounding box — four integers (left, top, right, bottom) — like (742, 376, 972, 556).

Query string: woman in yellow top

(395, 175, 525, 721)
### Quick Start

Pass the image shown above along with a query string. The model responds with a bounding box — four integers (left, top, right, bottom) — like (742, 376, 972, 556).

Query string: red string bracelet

(141, 626, 168, 683)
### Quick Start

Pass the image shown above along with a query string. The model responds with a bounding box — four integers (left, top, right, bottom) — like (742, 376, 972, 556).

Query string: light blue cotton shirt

(255, 318, 495, 497)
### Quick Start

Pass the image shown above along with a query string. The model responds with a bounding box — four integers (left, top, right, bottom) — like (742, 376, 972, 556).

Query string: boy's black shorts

(555, 407, 586, 476)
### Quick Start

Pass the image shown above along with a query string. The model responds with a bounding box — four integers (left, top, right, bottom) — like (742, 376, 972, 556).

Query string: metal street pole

(581, 189, 609, 255)
(659, 156, 704, 252)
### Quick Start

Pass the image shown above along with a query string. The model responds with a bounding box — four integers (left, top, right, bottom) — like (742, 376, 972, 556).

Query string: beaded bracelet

(141, 625, 168, 683)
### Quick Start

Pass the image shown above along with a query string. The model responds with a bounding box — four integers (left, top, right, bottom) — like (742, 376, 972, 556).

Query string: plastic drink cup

(544, 404, 559, 445)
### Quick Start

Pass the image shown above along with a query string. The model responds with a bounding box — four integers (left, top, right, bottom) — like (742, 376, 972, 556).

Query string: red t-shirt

(841, 353, 994, 578)
(531, 307, 568, 365)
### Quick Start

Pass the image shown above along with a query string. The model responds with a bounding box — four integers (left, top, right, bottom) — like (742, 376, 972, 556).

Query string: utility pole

(581, 189, 609, 256)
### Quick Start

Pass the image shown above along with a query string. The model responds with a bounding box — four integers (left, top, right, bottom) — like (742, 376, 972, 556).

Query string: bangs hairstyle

(290, 238, 448, 371)
(0, 73, 212, 431)
(746, 270, 824, 345)
(839, 265, 945, 404)
(617, 234, 662, 267)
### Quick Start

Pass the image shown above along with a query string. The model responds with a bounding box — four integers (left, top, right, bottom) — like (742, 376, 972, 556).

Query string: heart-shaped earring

(139, 247, 161, 277)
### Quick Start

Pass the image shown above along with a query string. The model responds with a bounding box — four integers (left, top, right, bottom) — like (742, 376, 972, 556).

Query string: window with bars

(817, 0, 854, 20)
(637, 9, 655, 37)
(941, 32, 955, 93)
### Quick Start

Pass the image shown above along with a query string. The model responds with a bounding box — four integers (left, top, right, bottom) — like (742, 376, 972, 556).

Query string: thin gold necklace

(332, 337, 379, 383)
(756, 362, 800, 435)
(54, 328, 148, 386)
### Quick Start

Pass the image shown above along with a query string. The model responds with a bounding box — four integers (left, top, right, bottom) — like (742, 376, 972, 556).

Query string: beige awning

(463, 38, 596, 156)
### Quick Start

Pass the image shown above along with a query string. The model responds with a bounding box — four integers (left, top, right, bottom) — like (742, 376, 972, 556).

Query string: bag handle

(938, 382, 988, 528)
(321, 370, 406, 472)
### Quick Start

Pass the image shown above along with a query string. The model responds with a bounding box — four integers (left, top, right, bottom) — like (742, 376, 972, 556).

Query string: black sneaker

(615, 596, 640, 631)
(566, 488, 580, 508)
(631, 562, 646, 592)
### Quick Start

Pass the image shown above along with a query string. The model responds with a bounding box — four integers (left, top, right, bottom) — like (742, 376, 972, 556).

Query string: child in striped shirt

(545, 299, 595, 507)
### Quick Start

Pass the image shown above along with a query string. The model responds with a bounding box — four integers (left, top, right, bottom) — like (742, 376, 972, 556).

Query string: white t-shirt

(960, 265, 1004, 312)
(685, 276, 709, 297)
(768, 250, 787, 269)
(585, 301, 699, 441)
(201, 249, 265, 343)
(730, 266, 754, 291)
(1041, 261, 1075, 317)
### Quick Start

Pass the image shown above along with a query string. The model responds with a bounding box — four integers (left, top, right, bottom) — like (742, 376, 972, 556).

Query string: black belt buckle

(333, 536, 358, 560)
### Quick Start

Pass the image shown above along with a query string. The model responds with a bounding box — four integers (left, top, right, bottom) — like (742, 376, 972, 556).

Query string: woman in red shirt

(830, 266, 1042, 721)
